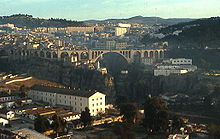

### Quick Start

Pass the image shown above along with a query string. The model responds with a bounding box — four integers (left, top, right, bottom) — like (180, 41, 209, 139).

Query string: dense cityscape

(0, 2, 220, 139)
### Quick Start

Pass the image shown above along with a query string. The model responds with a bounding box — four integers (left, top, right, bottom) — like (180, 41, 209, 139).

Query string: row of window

(35, 91, 84, 100)
(173, 60, 191, 63)
(92, 108, 103, 113)
(92, 102, 102, 107)
(92, 97, 103, 101)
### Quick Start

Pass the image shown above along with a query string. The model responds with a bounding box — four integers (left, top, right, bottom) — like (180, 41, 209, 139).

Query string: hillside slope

(0, 14, 85, 28)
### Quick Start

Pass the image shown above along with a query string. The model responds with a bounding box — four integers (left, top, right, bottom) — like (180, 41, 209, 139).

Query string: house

(0, 129, 19, 139)
(12, 128, 51, 139)
(168, 134, 189, 139)
(21, 106, 80, 121)
(28, 85, 106, 116)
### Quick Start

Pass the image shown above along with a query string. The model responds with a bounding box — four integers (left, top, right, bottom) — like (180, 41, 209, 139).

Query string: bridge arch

(80, 52, 89, 60)
(144, 51, 148, 58)
(40, 51, 45, 58)
(149, 51, 154, 58)
(155, 51, 159, 59)
(133, 51, 141, 63)
(93, 51, 129, 63)
(60, 52, 69, 62)
(52, 52, 58, 59)
(70, 52, 79, 62)
(46, 51, 52, 59)
(34, 51, 39, 57)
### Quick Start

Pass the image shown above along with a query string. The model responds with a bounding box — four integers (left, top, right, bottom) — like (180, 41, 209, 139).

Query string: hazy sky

(0, 0, 219, 21)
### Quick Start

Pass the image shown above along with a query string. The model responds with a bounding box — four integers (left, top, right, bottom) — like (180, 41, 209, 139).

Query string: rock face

(5, 58, 114, 95)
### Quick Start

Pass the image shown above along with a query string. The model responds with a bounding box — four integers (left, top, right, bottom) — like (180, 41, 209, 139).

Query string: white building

(28, 85, 106, 116)
(115, 27, 128, 36)
(163, 58, 192, 65)
(118, 23, 131, 28)
(168, 134, 189, 139)
(154, 69, 188, 76)
(0, 116, 9, 126)
(154, 58, 197, 76)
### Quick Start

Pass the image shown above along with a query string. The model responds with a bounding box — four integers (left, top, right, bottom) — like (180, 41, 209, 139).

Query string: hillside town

(0, 6, 220, 139)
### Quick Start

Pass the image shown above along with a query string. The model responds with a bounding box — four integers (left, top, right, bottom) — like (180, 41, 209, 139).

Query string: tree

(115, 95, 128, 109)
(143, 96, 169, 133)
(120, 103, 138, 124)
(51, 115, 67, 136)
(172, 116, 184, 133)
(209, 124, 220, 138)
(19, 85, 29, 97)
(34, 116, 50, 133)
(80, 107, 92, 127)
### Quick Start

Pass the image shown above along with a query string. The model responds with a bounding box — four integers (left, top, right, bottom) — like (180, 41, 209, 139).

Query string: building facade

(28, 85, 106, 116)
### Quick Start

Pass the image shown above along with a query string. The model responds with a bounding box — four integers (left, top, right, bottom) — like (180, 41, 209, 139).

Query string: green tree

(80, 107, 92, 127)
(51, 115, 67, 136)
(34, 116, 50, 133)
(143, 96, 169, 133)
(120, 103, 138, 124)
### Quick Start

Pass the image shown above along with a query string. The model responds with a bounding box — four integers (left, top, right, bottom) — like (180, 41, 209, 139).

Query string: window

(96, 98, 98, 100)
(100, 97, 102, 100)
(100, 102, 102, 105)
(92, 109, 94, 112)
(96, 109, 98, 112)
(80, 103, 82, 106)
(65, 96, 66, 98)
(92, 99, 94, 101)
(75, 102, 76, 105)
(80, 98, 82, 100)
(92, 104, 94, 107)
(65, 101, 66, 104)
(100, 108, 102, 111)
(96, 103, 98, 106)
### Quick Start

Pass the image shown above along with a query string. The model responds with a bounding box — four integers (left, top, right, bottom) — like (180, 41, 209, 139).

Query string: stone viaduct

(8, 48, 166, 63)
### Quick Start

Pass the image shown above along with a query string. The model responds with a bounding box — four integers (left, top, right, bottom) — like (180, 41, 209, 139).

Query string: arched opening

(52, 52, 58, 59)
(125, 51, 128, 58)
(61, 52, 69, 62)
(150, 51, 154, 58)
(10, 50, 14, 55)
(40, 51, 45, 58)
(80, 52, 89, 60)
(159, 51, 163, 59)
(70, 52, 78, 62)
(26, 51, 30, 56)
(95, 52, 128, 75)
(144, 51, 148, 58)
(95, 51, 98, 58)
(22, 50, 26, 56)
(92, 52, 95, 59)
(46, 52, 51, 59)
(34, 51, 39, 57)
(18, 50, 22, 56)
(133, 51, 141, 63)
(155, 51, 159, 59)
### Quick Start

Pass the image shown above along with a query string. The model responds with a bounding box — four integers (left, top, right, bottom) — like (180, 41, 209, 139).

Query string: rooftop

(30, 85, 105, 98)
(12, 128, 51, 139)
